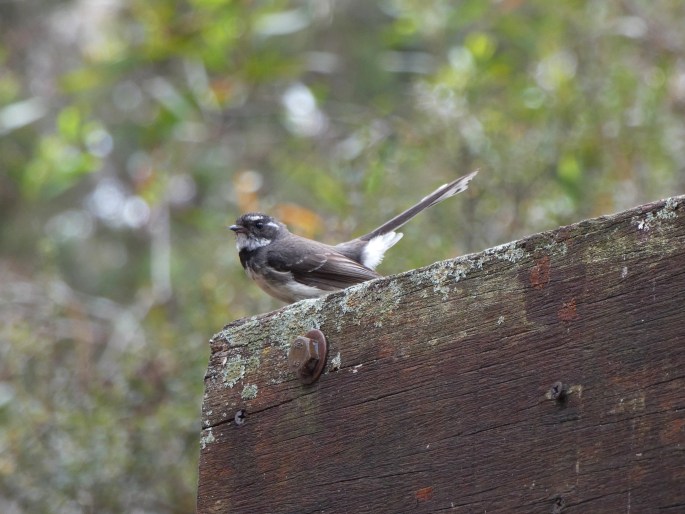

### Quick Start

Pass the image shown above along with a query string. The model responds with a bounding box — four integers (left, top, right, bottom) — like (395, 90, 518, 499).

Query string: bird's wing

(267, 238, 381, 291)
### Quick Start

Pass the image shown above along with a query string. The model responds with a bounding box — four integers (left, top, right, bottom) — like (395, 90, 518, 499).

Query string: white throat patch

(235, 233, 271, 251)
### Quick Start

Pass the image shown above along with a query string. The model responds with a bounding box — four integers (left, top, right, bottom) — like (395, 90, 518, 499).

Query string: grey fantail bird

(229, 170, 478, 303)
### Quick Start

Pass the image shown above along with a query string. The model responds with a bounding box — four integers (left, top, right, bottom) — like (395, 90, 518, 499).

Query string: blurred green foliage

(1, 0, 684, 512)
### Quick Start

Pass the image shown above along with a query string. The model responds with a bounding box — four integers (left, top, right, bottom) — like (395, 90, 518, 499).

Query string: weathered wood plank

(199, 196, 685, 513)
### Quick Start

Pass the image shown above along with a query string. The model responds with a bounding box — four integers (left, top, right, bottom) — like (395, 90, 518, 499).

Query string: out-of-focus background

(1, 0, 683, 512)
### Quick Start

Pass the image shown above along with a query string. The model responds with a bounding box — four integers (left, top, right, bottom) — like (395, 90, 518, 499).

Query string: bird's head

(229, 213, 288, 251)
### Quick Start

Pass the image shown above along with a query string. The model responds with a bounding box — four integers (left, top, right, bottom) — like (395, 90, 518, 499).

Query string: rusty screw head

(288, 329, 328, 385)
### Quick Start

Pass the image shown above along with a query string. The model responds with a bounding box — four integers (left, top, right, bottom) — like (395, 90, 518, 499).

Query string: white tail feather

(361, 232, 403, 269)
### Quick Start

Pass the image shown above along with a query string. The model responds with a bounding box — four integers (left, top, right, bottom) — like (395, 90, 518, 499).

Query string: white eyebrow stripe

(245, 215, 264, 221)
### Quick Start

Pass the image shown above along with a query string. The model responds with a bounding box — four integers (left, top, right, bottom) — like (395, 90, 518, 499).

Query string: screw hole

(552, 495, 565, 513)
(549, 381, 568, 402)
(234, 409, 247, 426)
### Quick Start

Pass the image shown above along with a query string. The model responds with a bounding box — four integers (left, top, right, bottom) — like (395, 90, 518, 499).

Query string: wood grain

(199, 196, 685, 513)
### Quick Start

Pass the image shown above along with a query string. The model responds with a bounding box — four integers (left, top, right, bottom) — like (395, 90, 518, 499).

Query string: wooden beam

(198, 196, 685, 513)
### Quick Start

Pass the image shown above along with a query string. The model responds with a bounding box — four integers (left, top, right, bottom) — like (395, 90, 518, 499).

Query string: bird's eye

(255, 221, 264, 230)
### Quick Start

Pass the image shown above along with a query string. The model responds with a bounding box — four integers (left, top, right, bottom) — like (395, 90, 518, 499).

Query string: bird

(229, 170, 478, 303)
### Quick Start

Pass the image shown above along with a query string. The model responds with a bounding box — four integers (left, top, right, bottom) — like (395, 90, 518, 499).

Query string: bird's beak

(229, 224, 248, 234)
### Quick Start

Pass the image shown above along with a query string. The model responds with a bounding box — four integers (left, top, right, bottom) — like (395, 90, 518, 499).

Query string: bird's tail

(359, 170, 478, 241)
